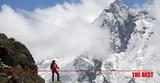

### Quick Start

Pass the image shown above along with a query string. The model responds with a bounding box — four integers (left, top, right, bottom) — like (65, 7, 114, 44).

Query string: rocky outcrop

(0, 33, 44, 83)
(95, 0, 136, 52)
(73, 56, 108, 83)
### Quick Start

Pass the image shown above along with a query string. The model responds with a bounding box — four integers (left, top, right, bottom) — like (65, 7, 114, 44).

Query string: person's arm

(50, 63, 52, 69)
(56, 64, 59, 69)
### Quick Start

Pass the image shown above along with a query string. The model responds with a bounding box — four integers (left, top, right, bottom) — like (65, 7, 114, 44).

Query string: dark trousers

(52, 70, 60, 81)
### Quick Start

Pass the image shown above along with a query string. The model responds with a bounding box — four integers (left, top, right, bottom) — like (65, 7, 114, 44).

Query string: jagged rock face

(73, 57, 97, 83)
(95, 0, 136, 52)
(0, 33, 44, 83)
(73, 56, 109, 83)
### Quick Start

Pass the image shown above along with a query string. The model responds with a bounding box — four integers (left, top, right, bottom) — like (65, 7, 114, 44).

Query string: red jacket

(50, 63, 59, 71)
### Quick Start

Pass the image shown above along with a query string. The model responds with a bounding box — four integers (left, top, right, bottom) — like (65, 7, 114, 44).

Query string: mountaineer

(50, 60, 60, 82)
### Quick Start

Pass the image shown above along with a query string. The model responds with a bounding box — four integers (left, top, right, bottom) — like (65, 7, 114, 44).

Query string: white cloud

(0, 0, 114, 62)
(147, 0, 160, 46)
(142, 0, 160, 71)
(148, 0, 160, 21)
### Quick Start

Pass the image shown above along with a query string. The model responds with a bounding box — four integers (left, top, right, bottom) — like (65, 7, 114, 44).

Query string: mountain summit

(95, 0, 137, 52)
(39, 0, 160, 83)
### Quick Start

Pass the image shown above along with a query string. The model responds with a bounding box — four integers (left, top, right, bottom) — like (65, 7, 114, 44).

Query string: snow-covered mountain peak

(94, 0, 155, 53)
(38, 0, 160, 83)
(109, 0, 128, 19)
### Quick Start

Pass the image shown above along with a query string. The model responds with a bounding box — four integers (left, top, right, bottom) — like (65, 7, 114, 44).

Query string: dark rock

(73, 56, 107, 83)
(128, 78, 135, 83)
(73, 57, 96, 83)
(0, 33, 44, 83)
(0, 33, 8, 39)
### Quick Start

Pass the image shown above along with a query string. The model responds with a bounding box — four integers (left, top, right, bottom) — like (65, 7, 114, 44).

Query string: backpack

(51, 63, 57, 70)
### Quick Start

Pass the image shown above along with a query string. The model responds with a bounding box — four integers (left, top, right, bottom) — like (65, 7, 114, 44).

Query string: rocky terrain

(0, 33, 44, 83)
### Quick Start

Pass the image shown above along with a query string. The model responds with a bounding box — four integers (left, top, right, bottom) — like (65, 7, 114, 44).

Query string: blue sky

(0, 0, 80, 11)
(122, 0, 150, 7)
(0, 0, 149, 11)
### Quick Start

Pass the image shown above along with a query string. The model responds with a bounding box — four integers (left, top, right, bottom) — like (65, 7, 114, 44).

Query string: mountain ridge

(38, 0, 160, 83)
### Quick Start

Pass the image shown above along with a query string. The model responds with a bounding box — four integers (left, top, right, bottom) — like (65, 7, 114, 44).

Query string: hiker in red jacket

(50, 60, 60, 81)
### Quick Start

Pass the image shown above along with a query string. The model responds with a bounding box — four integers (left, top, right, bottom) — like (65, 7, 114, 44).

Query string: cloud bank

(147, 0, 160, 48)
(0, 0, 114, 62)
(142, 0, 160, 71)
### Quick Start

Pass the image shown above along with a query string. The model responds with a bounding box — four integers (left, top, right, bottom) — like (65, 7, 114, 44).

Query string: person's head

(52, 60, 55, 63)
